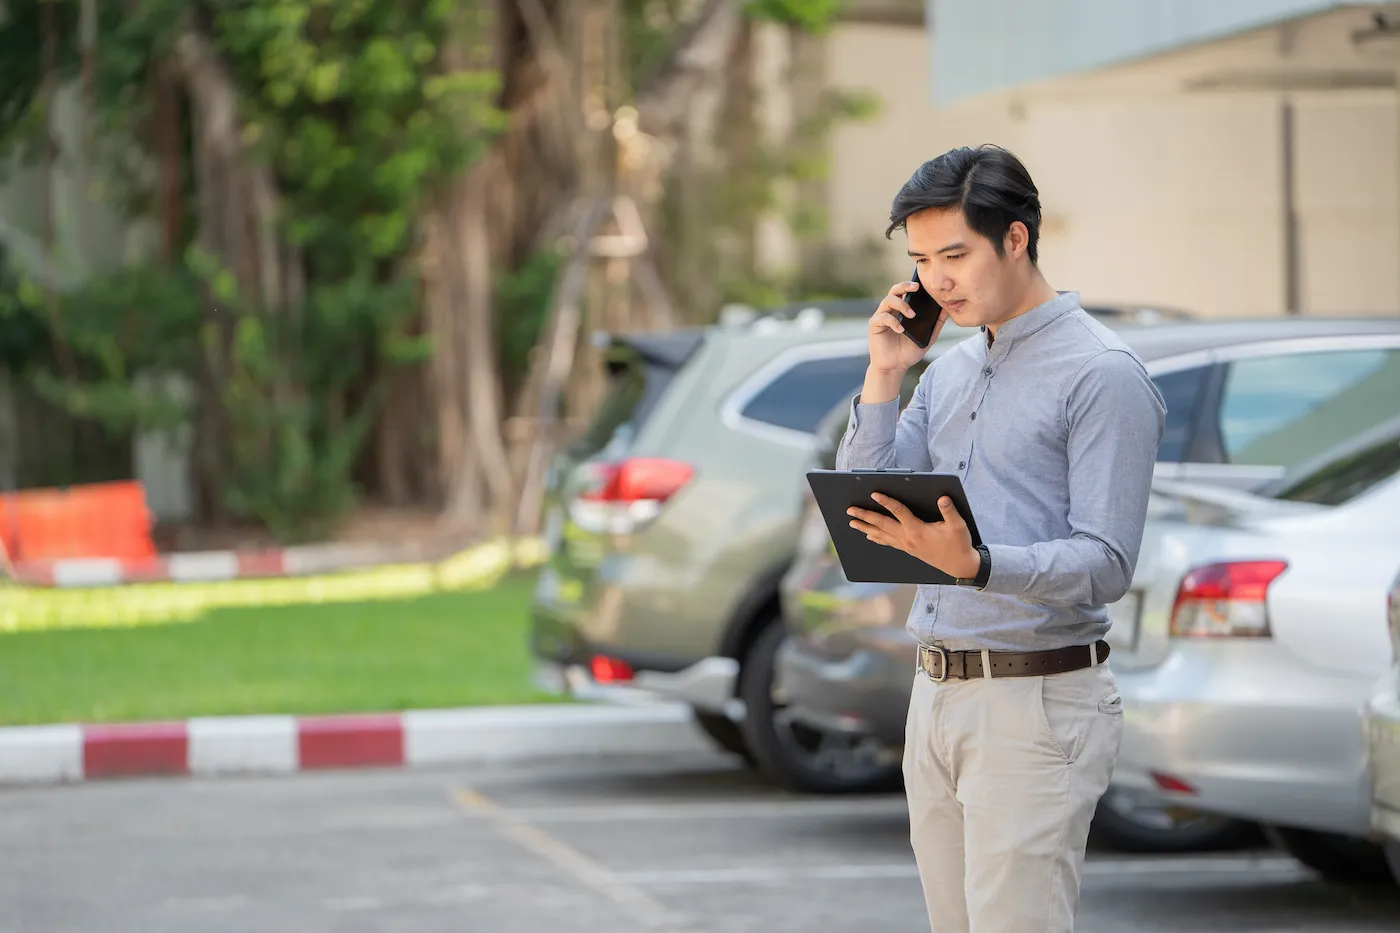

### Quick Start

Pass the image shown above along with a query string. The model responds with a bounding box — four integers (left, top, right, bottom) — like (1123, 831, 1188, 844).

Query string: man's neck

(985, 274, 1059, 340)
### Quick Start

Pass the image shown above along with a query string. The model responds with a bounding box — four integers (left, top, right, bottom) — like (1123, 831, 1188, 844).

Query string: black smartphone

(902, 266, 943, 349)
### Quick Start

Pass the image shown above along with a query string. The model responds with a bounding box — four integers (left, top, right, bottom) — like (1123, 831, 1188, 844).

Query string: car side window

(812, 360, 929, 470)
(1217, 348, 1400, 468)
(1149, 366, 1210, 463)
(739, 354, 873, 435)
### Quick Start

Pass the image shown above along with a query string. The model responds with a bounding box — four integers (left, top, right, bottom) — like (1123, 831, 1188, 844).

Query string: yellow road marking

(449, 787, 696, 931)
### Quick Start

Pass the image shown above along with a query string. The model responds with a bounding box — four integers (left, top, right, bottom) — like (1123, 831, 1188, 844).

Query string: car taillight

(568, 457, 694, 534)
(1169, 560, 1288, 638)
(590, 655, 634, 683)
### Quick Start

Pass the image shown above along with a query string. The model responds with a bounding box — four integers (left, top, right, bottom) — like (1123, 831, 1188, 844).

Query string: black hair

(886, 144, 1042, 265)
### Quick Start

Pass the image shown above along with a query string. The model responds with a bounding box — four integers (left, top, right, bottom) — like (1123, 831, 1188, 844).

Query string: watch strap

(957, 545, 990, 588)
(972, 544, 990, 589)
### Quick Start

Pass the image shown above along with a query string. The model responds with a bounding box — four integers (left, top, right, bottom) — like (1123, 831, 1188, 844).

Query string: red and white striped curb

(11, 541, 437, 588)
(0, 704, 708, 786)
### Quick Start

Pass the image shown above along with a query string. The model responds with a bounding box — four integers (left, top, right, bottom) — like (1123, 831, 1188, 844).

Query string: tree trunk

(168, 24, 306, 522)
(635, 0, 744, 147)
(39, 0, 75, 377)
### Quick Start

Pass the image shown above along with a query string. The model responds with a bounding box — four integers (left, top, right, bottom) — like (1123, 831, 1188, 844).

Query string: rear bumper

(1364, 666, 1400, 842)
(774, 626, 915, 746)
(1115, 642, 1376, 837)
(535, 657, 742, 719)
(531, 574, 742, 716)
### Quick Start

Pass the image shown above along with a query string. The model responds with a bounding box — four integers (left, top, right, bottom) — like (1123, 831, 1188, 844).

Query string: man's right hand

(869, 279, 945, 375)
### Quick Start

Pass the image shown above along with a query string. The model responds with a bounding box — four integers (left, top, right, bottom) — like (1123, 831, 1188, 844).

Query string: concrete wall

(822, 20, 1399, 318)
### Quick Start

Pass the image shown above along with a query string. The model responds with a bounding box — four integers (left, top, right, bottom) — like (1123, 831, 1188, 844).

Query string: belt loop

(1089, 642, 1100, 667)
(980, 649, 992, 680)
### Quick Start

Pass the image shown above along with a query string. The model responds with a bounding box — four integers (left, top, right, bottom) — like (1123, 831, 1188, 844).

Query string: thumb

(938, 497, 963, 524)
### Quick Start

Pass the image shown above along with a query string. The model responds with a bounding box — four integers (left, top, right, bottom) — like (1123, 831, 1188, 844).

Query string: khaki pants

(903, 658, 1123, 933)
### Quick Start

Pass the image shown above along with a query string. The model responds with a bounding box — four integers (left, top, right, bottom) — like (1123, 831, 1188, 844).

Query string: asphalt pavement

(4, 749, 1399, 933)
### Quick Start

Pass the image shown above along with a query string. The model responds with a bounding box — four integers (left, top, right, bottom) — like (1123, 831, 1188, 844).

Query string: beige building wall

(822, 21, 1399, 319)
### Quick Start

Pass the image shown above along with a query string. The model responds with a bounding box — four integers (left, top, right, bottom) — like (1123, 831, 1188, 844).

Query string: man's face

(905, 207, 1019, 331)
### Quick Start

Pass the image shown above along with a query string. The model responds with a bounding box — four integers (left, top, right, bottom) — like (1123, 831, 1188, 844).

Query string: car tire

(1090, 788, 1262, 854)
(738, 617, 902, 795)
(1269, 827, 1397, 885)
(692, 709, 754, 764)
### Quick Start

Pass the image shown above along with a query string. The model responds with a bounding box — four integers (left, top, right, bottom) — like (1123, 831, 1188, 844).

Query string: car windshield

(1271, 428, 1400, 506)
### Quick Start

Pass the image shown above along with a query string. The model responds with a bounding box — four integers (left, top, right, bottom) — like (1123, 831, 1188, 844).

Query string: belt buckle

(923, 644, 949, 683)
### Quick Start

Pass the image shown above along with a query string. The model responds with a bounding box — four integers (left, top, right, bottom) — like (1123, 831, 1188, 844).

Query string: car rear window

(567, 348, 679, 459)
(1272, 431, 1400, 506)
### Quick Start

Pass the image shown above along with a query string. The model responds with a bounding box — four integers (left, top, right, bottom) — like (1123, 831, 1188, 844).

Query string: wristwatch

(955, 545, 991, 589)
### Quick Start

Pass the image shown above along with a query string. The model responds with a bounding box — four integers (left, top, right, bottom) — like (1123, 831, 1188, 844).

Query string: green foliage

(211, 263, 425, 542)
(212, 0, 504, 277)
(625, 0, 845, 89)
(0, 0, 504, 539)
(495, 247, 565, 395)
(0, 0, 874, 538)
(744, 0, 845, 33)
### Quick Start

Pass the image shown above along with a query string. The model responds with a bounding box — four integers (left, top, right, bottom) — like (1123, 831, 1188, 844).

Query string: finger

(863, 529, 895, 548)
(870, 310, 906, 334)
(847, 511, 890, 533)
(849, 519, 877, 536)
(881, 295, 915, 319)
(848, 516, 894, 538)
(848, 505, 892, 524)
(937, 496, 965, 526)
(869, 493, 910, 522)
(888, 279, 920, 297)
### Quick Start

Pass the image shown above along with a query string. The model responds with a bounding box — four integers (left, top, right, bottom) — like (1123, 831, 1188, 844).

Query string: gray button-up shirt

(835, 291, 1166, 652)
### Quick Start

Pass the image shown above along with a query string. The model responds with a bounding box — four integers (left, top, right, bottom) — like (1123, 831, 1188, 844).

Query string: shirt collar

(982, 290, 1080, 348)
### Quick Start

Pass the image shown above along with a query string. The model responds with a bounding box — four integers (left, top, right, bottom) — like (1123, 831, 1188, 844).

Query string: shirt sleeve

(982, 349, 1165, 606)
(834, 366, 936, 472)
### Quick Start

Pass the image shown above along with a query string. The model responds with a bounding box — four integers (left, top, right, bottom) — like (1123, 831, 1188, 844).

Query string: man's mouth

(943, 299, 967, 312)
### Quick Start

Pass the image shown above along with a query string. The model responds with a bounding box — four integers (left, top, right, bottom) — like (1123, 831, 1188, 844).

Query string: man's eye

(946, 254, 965, 261)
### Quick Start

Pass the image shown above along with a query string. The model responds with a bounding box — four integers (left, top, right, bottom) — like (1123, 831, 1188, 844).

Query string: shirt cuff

(848, 395, 899, 439)
(983, 543, 1034, 596)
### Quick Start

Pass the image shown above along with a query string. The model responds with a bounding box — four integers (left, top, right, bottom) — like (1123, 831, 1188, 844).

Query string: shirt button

(983, 367, 992, 377)
(925, 603, 934, 613)
(958, 460, 967, 470)
(970, 411, 977, 421)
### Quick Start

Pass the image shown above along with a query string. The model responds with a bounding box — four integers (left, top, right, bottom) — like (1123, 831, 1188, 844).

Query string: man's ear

(1004, 221, 1029, 259)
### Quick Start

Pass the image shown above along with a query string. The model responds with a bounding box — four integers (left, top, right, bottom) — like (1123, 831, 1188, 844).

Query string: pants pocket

(1098, 691, 1124, 715)
(1035, 669, 1106, 764)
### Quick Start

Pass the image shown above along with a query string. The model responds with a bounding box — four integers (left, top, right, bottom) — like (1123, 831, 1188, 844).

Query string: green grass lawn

(0, 572, 564, 726)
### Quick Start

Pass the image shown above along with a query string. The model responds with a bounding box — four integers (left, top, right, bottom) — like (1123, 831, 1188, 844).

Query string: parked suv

(530, 299, 971, 785)
(530, 295, 1193, 794)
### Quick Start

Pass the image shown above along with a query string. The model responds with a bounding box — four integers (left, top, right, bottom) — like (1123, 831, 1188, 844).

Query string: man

(837, 145, 1165, 933)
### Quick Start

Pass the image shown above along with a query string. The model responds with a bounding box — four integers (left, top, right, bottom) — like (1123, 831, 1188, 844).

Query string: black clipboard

(805, 469, 983, 585)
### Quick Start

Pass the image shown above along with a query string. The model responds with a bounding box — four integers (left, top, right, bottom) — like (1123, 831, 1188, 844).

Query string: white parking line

(611, 856, 1306, 888)
(471, 796, 911, 824)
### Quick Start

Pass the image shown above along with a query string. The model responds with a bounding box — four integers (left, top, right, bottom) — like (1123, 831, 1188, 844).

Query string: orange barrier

(0, 480, 155, 562)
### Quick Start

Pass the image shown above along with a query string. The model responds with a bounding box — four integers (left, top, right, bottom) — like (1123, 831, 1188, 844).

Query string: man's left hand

(848, 493, 980, 579)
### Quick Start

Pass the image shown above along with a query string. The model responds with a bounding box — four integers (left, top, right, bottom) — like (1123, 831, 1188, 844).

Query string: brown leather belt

(917, 640, 1110, 682)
